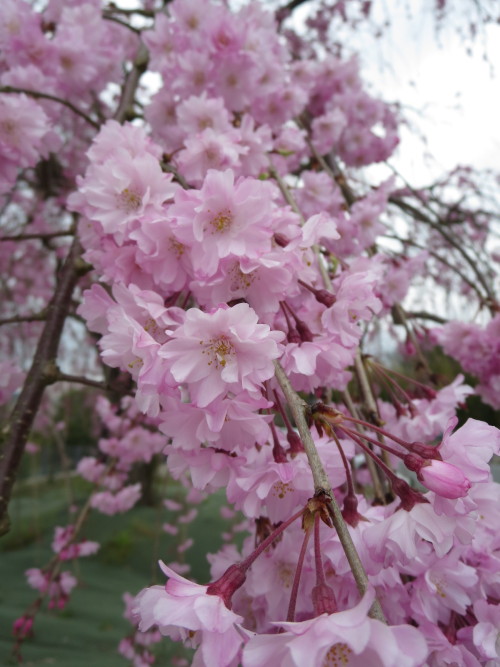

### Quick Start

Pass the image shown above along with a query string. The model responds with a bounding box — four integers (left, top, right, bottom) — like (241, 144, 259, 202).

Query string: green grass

(0, 477, 240, 666)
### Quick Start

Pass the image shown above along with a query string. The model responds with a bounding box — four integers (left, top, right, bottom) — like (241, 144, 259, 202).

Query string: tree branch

(389, 195, 496, 307)
(49, 367, 108, 392)
(0, 237, 83, 536)
(0, 312, 47, 326)
(0, 231, 73, 242)
(273, 361, 386, 623)
(404, 310, 448, 324)
(0, 86, 100, 129)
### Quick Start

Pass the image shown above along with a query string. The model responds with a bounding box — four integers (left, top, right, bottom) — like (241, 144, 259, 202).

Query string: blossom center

(169, 236, 185, 258)
(277, 562, 294, 588)
(201, 335, 235, 369)
(229, 263, 257, 291)
(209, 208, 234, 234)
(117, 188, 142, 214)
(198, 117, 213, 130)
(0, 119, 17, 138)
(272, 481, 293, 500)
(143, 318, 160, 336)
(429, 574, 447, 598)
(60, 54, 75, 70)
(323, 643, 352, 666)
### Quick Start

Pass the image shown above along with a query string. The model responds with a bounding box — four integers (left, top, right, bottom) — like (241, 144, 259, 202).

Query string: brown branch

(381, 233, 485, 301)
(0, 86, 99, 129)
(342, 388, 386, 503)
(0, 231, 73, 242)
(389, 195, 496, 307)
(53, 370, 108, 392)
(0, 312, 47, 326)
(113, 43, 149, 123)
(276, 0, 313, 23)
(102, 14, 142, 33)
(404, 310, 448, 324)
(0, 236, 84, 536)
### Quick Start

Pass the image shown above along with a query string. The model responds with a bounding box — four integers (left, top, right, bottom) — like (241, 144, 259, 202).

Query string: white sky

(120, 0, 500, 187)
(354, 5, 500, 184)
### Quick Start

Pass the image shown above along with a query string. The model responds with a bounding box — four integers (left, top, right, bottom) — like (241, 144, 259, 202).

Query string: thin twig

(0, 86, 99, 129)
(0, 312, 47, 326)
(404, 310, 447, 324)
(389, 195, 496, 307)
(342, 388, 386, 502)
(54, 371, 108, 391)
(0, 231, 73, 242)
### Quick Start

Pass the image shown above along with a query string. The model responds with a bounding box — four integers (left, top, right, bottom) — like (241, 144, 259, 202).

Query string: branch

(0, 231, 73, 242)
(389, 195, 496, 307)
(50, 368, 109, 392)
(102, 13, 142, 33)
(382, 233, 486, 303)
(103, 5, 155, 17)
(0, 86, 100, 129)
(273, 361, 386, 623)
(342, 388, 386, 502)
(113, 43, 149, 123)
(276, 0, 313, 23)
(0, 312, 47, 326)
(391, 304, 432, 376)
(404, 310, 448, 324)
(0, 237, 83, 536)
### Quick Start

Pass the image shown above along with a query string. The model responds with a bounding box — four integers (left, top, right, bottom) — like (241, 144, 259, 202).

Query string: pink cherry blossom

(134, 561, 244, 667)
(242, 590, 428, 667)
(169, 169, 277, 276)
(159, 303, 284, 407)
(438, 417, 500, 483)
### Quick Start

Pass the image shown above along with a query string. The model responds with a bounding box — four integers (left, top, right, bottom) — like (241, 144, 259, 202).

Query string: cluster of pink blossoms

(77, 396, 166, 515)
(67, 0, 500, 664)
(433, 315, 500, 409)
(3, 0, 500, 666)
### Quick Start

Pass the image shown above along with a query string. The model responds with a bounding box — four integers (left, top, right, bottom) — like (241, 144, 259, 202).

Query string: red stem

(286, 525, 312, 621)
(314, 513, 326, 587)
(241, 507, 304, 571)
(339, 425, 405, 460)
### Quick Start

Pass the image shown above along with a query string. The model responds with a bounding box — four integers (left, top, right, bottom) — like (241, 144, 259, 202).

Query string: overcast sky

(353, 3, 500, 184)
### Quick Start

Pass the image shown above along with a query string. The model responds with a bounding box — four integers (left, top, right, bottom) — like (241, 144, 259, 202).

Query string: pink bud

(206, 563, 247, 608)
(13, 615, 33, 638)
(418, 460, 472, 499)
(312, 583, 337, 615)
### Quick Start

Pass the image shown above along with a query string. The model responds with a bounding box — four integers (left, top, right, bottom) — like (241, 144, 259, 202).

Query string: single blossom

(242, 589, 428, 667)
(159, 303, 284, 407)
(134, 561, 244, 667)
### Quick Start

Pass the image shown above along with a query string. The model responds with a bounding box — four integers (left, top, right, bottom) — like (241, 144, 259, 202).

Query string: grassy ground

(0, 476, 236, 666)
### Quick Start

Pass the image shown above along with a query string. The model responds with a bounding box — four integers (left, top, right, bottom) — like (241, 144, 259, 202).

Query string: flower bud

(312, 583, 337, 615)
(418, 460, 472, 499)
(206, 563, 247, 608)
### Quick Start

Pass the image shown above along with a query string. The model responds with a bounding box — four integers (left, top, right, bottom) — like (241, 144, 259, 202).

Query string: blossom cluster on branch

(1, 1, 500, 666)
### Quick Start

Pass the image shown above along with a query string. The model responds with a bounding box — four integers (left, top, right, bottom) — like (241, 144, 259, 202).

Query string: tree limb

(0, 86, 100, 129)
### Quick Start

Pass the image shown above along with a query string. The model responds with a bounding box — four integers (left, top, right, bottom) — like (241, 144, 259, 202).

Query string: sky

(120, 0, 500, 188)
(288, 0, 500, 186)
(348, 3, 500, 184)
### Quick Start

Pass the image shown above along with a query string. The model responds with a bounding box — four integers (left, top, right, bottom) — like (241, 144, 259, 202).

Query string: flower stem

(286, 525, 312, 622)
